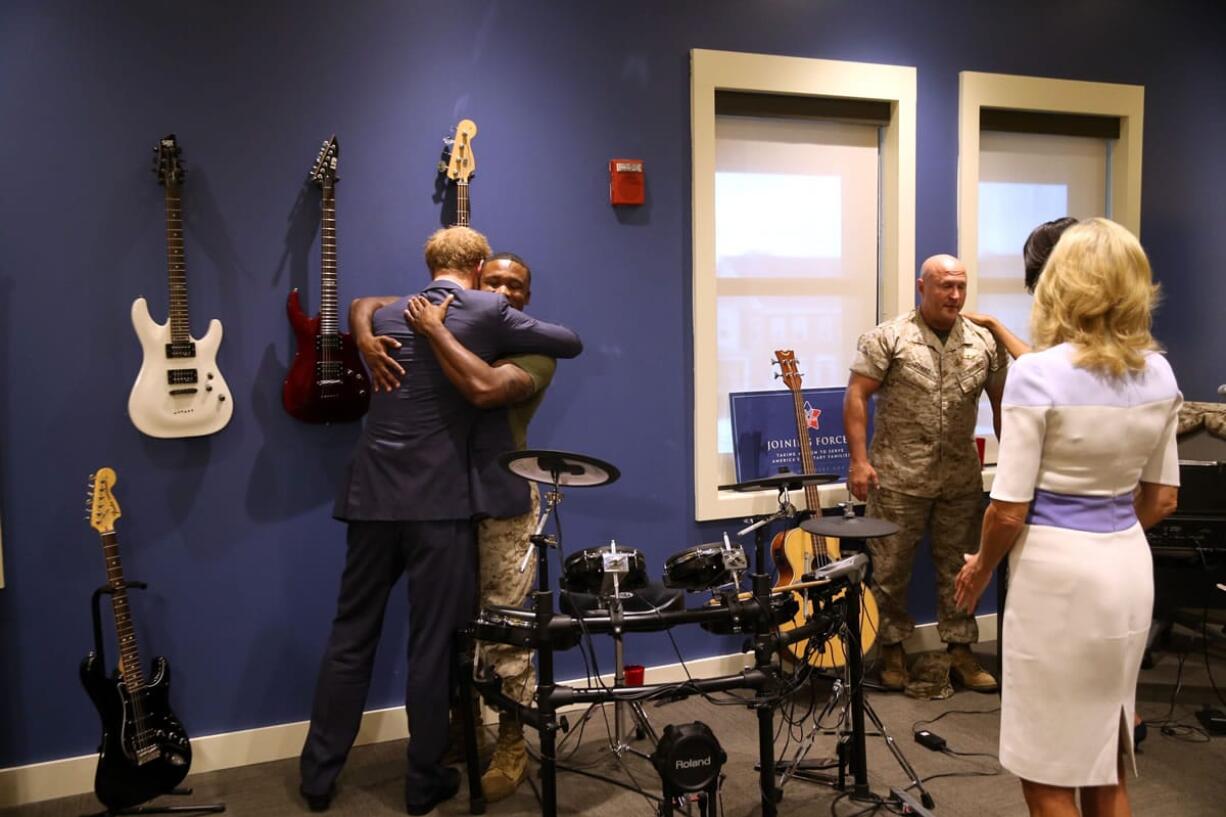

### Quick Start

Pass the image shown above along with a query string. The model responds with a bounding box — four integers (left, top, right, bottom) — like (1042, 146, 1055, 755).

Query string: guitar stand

(81, 788, 225, 817)
(84, 583, 225, 817)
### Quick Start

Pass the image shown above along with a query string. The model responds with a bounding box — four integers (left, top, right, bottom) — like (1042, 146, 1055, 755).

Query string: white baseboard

(0, 613, 996, 808)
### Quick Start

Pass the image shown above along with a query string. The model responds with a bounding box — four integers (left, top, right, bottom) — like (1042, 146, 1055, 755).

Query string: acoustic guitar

(282, 136, 371, 422)
(80, 468, 191, 810)
(770, 350, 879, 668)
(128, 135, 233, 438)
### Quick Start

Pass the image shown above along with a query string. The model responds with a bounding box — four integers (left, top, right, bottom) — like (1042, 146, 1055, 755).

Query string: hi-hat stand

(555, 560, 660, 760)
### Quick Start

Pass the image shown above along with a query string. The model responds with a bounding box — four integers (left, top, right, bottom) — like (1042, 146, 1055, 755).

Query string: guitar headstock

(87, 468, 121, 534)
(309, 136, 340, 187)
(773, 350, 803, 392)
(153, 134, 184, 187)
(441, 119, 478, 182)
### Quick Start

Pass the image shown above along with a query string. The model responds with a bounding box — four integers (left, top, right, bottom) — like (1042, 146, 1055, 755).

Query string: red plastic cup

(975, 436, 986, 467)
(623, 664, 645, 686)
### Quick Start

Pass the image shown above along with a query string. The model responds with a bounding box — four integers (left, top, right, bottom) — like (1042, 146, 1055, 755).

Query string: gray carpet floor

(7, 638, 1226, 817)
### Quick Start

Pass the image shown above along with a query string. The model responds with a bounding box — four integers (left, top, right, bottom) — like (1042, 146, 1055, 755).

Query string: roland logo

(675, 756, 712, 770)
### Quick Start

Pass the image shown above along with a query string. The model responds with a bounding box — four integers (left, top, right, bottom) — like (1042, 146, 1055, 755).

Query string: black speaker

(651, 721, 725, 794)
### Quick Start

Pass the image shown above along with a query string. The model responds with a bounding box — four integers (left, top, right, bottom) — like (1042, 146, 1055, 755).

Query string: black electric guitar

(80, 468, 191, 810)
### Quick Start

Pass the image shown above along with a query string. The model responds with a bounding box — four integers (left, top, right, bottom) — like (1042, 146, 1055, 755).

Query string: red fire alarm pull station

(609, 158, 645, 205)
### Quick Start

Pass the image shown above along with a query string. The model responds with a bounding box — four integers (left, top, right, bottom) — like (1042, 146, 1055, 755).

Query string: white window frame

(958, 71, 1145, 310)
(958, 72, 1143, 469)
(691, 49, 917, 522)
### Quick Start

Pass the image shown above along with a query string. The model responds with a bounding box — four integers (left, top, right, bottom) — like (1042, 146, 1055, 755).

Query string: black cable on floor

(911, 706, 1001, 734)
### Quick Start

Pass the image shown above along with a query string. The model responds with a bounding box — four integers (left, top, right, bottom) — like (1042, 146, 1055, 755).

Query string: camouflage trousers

(475, 482, 539, 707)
(865, 485, 984, 646)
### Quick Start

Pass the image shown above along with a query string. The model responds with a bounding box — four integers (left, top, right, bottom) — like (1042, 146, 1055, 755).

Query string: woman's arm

(954, 498, 1030, 614)
(1135, 481, 1179, 530)
(963, 312, 1032, 359)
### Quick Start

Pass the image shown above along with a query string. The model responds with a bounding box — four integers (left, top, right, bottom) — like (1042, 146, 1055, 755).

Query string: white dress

(990, 344, 1181, 787)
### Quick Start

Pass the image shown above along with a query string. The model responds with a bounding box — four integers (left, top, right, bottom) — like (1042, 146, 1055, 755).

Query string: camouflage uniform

(850, 311, 1007, 646)
(474, 354, 555, 707)
(477, 483, 539, 706)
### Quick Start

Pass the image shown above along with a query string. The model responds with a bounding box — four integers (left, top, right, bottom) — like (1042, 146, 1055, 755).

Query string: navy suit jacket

(334, 279, 582, 522)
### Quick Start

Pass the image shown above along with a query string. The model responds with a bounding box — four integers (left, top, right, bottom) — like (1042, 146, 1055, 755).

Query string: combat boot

(948, 644, 998, 692)
(879, 642, 909, 690)
(481, 716, 527, 802)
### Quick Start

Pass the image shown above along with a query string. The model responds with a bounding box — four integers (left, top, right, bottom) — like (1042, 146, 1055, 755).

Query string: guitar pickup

(165, 341, 197, 359)
(316, 361, 343, 382)
(315, 335, 343, 355)
(134, 744, 161, 766)
(167, 369, 198, 385)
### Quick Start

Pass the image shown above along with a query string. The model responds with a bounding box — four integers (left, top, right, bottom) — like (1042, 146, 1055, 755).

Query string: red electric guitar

(282, 136, 371, 423)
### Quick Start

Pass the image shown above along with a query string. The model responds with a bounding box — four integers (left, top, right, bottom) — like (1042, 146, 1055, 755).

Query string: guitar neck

(454, 179, 470, 227)
(164, 183, 191, 343)
(789, 389, 823, 513)
(319, 180, 338, 336)
(99, 532, 147, 690)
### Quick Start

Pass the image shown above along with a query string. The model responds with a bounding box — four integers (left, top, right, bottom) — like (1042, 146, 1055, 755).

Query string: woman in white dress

(954, 218, 1181, 817)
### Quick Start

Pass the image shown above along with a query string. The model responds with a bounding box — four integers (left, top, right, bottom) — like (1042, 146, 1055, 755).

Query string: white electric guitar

(127, 135, 232, 438)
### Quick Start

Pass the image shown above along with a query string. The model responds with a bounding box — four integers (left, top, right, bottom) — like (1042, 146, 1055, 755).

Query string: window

(977, 131, 1111, 352)
(713, 116, 880, 458)
(957, 72, 1144, 465)
(692, 50, 916, 521)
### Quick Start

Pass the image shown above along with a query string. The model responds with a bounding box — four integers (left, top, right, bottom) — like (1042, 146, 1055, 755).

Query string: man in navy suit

(299, 227, 582, 814)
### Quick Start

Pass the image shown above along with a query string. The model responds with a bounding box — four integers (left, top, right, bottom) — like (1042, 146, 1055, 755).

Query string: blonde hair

(423, 226, 491, 275)
(1030, 218, 1160, 377)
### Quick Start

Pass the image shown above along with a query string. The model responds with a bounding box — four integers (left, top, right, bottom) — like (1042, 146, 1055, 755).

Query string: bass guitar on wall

(128, 134, 233, 438)
(770, 350, 880, 669)
(283, 136, 371, 423)
(81, 468, 191, 810)
(439, 119, 477, 226)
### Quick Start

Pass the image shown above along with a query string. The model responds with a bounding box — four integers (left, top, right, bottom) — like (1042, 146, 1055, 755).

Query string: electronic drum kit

(458, 449, 934, 817)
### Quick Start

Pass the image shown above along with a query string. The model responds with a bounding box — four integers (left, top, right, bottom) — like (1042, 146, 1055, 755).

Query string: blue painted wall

(2, 0, 1224, 767)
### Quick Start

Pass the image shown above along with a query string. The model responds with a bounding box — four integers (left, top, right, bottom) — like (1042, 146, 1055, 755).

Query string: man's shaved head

(916, 254, 968, 332)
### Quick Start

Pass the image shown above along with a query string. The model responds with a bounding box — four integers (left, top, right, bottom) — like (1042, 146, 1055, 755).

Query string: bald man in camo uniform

(844, 254, 1007, 693)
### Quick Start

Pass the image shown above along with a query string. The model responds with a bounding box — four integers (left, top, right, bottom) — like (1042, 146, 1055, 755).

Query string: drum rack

(456, 458, 857, 817)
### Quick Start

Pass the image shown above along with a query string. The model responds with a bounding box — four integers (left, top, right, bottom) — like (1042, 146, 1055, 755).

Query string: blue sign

(729, 387, 872, 483)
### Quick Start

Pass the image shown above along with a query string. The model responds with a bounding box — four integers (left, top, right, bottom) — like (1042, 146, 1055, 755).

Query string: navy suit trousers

(300, 519, 476, 803)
